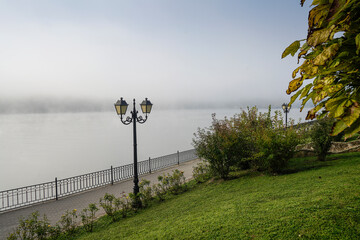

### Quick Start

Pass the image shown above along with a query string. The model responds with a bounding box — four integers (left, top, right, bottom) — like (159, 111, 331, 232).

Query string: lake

(0, 107, 309, 191)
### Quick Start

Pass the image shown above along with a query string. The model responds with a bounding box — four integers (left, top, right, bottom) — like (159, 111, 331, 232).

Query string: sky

(0, 0, 312, 112)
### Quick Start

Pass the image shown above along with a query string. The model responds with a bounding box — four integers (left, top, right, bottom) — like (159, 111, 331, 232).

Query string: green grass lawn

(70, 153, 360, 239)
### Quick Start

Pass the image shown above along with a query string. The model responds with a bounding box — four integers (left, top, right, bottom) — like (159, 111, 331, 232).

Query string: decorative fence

(0, 149, 197, 212)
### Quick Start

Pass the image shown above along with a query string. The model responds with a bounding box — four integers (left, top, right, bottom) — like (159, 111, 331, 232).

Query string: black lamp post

(114, 97, 153, 208)
(282, 103, 291, 129)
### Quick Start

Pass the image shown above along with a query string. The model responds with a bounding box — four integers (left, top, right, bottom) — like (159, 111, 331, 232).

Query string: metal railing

(0, 149, 197, 212)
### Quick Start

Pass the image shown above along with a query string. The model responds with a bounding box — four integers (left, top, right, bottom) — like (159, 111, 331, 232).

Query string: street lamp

(114, 97, 153, 208)
(282, 103, 291, 129)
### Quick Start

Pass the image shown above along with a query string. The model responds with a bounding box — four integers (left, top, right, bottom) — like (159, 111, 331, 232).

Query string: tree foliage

(193, 114, 254, 179)
(282, 0, 360, 139)
(310, 118, 334, 161)
(193, 107, 303, 177)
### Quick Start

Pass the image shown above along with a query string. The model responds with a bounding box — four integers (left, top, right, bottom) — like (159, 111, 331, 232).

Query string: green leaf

(310, 0, 320, 6)
(282, 40, 301, 58)
(325, 96, 347, 114)
(344, 117, 360, 139)
(355, 33, 360, 55)
(289, 90, 302, 106)
(342, 104, 360, 126)
(331, 120, 348, 136)
(300, 83, 313, 99)
(301, 91, 315, 111)
(305, 103, 324, 119)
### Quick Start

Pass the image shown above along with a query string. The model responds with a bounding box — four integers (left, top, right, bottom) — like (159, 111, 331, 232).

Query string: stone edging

(295, 140, 360, 157)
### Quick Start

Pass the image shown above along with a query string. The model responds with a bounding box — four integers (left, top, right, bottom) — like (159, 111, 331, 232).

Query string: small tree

(193, 114, 254, 179)
(310, 118, 334, 161)
(282, 0, 360, 138)
(234, 107, 302, 173)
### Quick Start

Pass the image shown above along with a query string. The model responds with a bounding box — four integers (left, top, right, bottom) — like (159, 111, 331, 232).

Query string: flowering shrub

(59, 209, 78, 234)
(99, 193, 121, 222)
(7, 211, 60, 240)
(118, 192, 132, 217)
(139, 179, 152, 207)
(80, 203, 99, 232)
(192, 162, 211, 183)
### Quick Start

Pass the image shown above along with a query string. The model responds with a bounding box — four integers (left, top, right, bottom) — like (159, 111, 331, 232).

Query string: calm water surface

(0, 108, 309, 191)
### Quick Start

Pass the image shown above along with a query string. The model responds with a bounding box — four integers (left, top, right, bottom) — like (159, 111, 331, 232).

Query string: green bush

(152, 183, 166, 202)
(192, 162, 211, 183)
(256, 128, 301, 173)
(158, 169, 187, 195)
(139, 179, 153, 207)
(80, 203, 99, 232)
(7, 211, 60, 240)
(99, 193, 121, 222)
(310, 118, 335, 161)
(59, 209, 78, 235)
(118, 192, 132, 216)
(152, 169, 188, 201)
(193, 114, 254, 179)
(193, 106, 304, 176)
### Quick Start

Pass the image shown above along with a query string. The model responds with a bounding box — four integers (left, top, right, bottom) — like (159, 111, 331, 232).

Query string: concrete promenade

(0, 159, 200, 239)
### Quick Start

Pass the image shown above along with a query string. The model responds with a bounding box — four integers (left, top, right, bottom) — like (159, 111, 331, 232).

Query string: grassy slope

(75, 153, 360, 240)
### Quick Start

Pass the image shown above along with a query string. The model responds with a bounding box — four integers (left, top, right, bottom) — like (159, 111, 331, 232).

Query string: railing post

(55, 177, 58, 201)
(177, 150, 180, 165)
(149, 157, 151, 174)
(111, 166, 114, 185)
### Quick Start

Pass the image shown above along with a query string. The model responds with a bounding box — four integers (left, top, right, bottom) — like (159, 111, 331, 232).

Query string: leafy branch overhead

(282, 0, 360, 138)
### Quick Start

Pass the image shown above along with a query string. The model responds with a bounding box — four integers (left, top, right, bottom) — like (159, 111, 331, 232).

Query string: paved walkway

(0, 159, 200, 239)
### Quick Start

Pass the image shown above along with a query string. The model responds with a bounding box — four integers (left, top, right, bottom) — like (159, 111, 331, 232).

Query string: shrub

(194, 106, 304, 176)
(167, 169, 187, 194)
(118, 192, 132, 217)
(192, 162, 211, 183)
(310, 118, 335, 161)
(99, 193, 120, 222)
(7, 211, 59, 240)
(139, 179, 152, 207)
(152, 169, 188, 201)
(193, 114, 254, 179)
(80, 203, 99, 232)
(157, 170, 187, 195)
(256, 128, 301, 173)
(58, 209, 78, 235)
(152, 182, 166, 202)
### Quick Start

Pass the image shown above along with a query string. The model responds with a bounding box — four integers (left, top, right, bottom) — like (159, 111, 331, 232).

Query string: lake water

(0, 108, 309, 191)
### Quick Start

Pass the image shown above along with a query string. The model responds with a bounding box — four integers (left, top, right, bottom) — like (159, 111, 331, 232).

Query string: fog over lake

(0, 108, 309, 191)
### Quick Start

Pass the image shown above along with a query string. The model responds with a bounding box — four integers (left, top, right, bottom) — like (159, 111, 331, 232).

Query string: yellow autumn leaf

(292, 65, 302, 79)
(286, 77, 303, 94)
(307, 25, 335, 47)
(342, 103, 360, 126)
(313, 43, 340, 65)
(313, 90, 327, 104)
(308, 4, 329, 29)
(305, 102, 325, 120)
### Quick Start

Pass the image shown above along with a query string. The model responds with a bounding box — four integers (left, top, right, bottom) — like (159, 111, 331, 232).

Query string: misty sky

(0, 0, 310, 110)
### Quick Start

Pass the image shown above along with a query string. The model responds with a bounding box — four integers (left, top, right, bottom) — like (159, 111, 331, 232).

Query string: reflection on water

(0, 108, 309, 191)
